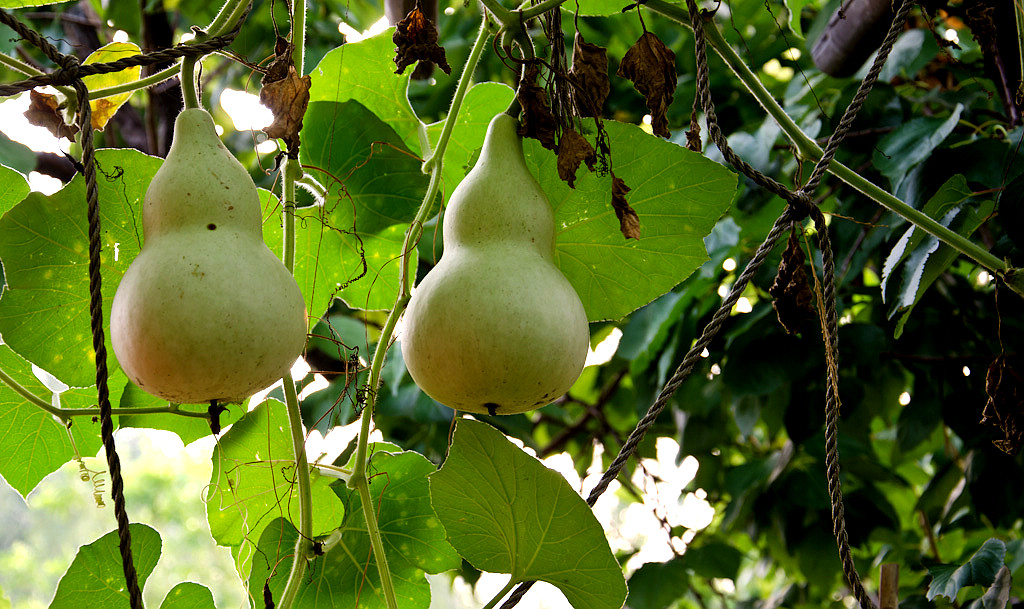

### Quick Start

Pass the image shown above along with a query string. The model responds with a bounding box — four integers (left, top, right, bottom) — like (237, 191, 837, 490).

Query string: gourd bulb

(110, 108, 307, 404)
(401, 113, 589, 415)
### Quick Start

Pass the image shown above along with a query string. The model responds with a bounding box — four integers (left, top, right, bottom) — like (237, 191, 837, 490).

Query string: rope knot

(785, 191, 815, 221)
(52, 55, 82, 86)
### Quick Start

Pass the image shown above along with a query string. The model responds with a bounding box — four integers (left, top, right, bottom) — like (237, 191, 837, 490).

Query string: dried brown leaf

(981, 355, 1024, 455)
(25, 89, 77, 140)
(686, 108, 702, 152)
(556, 128, 597, 188)
(569, 33, 610, 118)
(259, 64, 311, 154)
(393, 1, 451, 76)
(517, 62, 559, 151)
(616, 31, 677, 138)
(610, 172, 640, 240)
(768, 229, 814, 334)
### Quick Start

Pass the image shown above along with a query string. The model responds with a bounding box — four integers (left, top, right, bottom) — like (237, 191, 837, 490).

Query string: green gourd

(401, 112, 589, 415)
(110, 108, 307, 404)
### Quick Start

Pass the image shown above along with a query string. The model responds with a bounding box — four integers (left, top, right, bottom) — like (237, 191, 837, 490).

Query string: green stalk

(344, 17, 494, 609)
(644, 0, 1010, 276)
(291, 0, 307, 74)
(277, 158, 314, 609)
(482, 579, 519, 609)
(180, 56, 201, 109)
(88, 65, 180, 100)
(205, 0, 253, 37)
(0, 366, 215, 421)
(476, 0, 513, 27)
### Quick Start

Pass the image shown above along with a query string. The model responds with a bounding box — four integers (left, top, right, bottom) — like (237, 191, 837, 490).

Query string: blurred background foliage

(1, 0, 1023, 607)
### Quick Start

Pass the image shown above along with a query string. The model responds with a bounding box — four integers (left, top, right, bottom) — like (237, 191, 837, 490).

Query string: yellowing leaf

(82, 42, 142, 130)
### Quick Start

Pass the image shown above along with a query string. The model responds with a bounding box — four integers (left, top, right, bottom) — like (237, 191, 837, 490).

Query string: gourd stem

(291, 0, 307, 75)
(205, 0, 253, 38)
(277, 375, 313, 609)
(276, 150, 312, 608)
(0, 366, 213, 422)
(476, 0, 513, 29)
(644, 0, 1010, 276)
(482, 579, 519, 609)
(421, 18, 493, 174)
(180, 56, 200, 109)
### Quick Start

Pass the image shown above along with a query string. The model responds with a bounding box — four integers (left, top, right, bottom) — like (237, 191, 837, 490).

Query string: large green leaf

(48, 524, 161, 609)
(0, 134, 36, 176)
(0, 343, 104, 497)
(158, 582, 216, 609)
(626, 558, 689, 609)
(526, 120, 737, 321)
(207, 399, 346, 552)
(0, 0, 73, 6)
(308, 30, 421, 154)
(249, 448, 460, 609)
(429, 419, 627, 609)
(0, 164, 29, 214)
(928, 538, 1007, 601)
(0, 148, 161, 387)
(299, 100, 425, 310)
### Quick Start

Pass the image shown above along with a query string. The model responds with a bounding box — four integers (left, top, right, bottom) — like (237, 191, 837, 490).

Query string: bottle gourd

(110, 108, 307, 404)
(401, 113, 589, 415)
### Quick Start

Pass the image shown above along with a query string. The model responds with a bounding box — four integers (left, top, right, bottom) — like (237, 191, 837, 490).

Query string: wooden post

(879, 563, 899, 609)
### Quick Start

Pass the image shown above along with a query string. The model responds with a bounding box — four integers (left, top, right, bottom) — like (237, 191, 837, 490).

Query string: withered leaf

(517, 62, 559, 151)
(25, 89, 78, 140)
(259, 64, 311, 155)
(616, 31, 677, 138)
(610, 172, 640, 240)
(557, 128, 596, 188)
(264, 36, 296, 84)
(569, 33, 610, 118)
(685, 108, 702, 152)
(768, 229, 815, 334)
(392, 0, 451, 76)
(981, 355, 1024, 455)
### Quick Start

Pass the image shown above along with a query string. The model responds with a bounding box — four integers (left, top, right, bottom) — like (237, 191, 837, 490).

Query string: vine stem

(276, 157, 314, 609)
(643, 0, 1010, 277)
(0, 366, 211, 421)
(344, 16, 493, 609)
(483, 579, 519, 609)
(0, 52, 77, 100)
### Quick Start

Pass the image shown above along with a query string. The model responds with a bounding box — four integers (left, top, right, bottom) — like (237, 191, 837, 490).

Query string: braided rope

(0, 11, 246, 97)
(0, 8, 249, 608)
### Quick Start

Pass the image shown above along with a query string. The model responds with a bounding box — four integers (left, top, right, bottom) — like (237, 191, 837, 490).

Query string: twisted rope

(0, 11, 247, 97)
(502, 2, 914, 608)
(0, 8, 249, 608)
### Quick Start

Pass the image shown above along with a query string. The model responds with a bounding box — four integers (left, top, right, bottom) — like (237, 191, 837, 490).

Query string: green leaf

(299, 100, 425, 310)
(49, 523, 161, 609)
(626, 558, 689, 609)
(784, 0, 813, 37)
(0, 148, 161, 387)
(526, 120, 737, 321)
(250, 448, 460, 609)
(0, 146, 34, 184)
(206, 399, 345, 552)
(0, 0, 73, 6)
(301, 100, 426, 234)
(158, 582, 216, 609)
(873, 104, 963, 191)
(571, 0, 630, 16)
(425, 82, 516, 200)
(308, 31, 421, 153)
(0, 343, 103, 497)
(928, 538, 1007, 601)
(967, 565, 1011, 609)
(429, 419, 627, 609)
